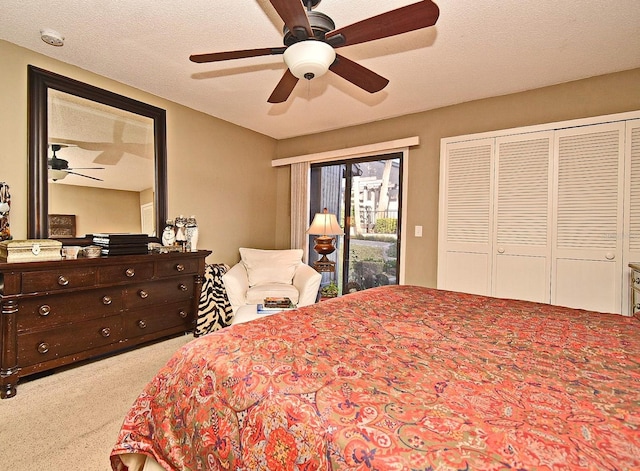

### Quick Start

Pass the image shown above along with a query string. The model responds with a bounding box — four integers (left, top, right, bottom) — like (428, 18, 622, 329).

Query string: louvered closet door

(437, 139, 494, 295)
(492, 133, 553, 302)
(623, 119, 640, 315)
(552, 122, 625, 314)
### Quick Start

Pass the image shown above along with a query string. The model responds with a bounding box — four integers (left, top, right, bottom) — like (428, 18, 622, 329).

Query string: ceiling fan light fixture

(49, 169, 68, 181)
(283, 40, 336, 80)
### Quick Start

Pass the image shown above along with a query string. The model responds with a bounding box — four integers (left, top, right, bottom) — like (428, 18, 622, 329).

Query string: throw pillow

(239, 247, 302, 287)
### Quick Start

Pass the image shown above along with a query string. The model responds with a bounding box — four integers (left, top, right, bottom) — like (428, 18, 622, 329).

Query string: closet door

(623, 119, 640, 315)
(438, 139, 494, 295)
(552, 122, 626, 314)
(492, 133, 553, 302)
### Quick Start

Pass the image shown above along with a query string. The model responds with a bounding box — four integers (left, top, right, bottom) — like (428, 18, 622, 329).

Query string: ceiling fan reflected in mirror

(48, 144, 105, 181)
(190, 0, 440, 103)
(57, 120, 154, 166)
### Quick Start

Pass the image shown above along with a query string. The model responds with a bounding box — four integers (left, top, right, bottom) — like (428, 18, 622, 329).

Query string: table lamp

(306, 208, 344, 264)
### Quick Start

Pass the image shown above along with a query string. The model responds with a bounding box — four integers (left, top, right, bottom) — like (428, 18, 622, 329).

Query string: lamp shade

(307, 208, 344, 236)
(284, 40, 336, 80)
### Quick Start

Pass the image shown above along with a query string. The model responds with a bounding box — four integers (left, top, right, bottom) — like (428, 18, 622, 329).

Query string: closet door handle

(605, 253, 615, 260)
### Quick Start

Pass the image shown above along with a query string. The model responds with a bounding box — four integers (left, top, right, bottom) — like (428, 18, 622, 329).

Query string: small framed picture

(49, 214, 76, 237)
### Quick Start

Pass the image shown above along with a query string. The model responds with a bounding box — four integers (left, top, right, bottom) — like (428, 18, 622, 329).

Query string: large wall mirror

(28, 65, 167, 242)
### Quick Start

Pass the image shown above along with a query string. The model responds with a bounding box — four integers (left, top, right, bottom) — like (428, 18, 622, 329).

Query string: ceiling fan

(190, 0, 440, 103)
(48, 144, 104, 181)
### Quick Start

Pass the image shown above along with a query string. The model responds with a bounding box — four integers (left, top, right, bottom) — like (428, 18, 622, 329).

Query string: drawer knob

(179, 283, 188, 292)
(137, 320, 147, 329)
(37, 342, 50, 354)
(138, 289, 149, 299)
(38, 305, 51, 317)
(102, 295, 113, 305)
(634, 277, 640, 285)
(100, 327, 111, 338)
(175, 263, 185, 272)
(57, 275, 69, 286)
(178, 310, 188, 319)
(125, 268, 135, 278)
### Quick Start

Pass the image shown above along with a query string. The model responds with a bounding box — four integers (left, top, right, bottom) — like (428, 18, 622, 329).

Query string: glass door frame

(310, 153, 404, 294)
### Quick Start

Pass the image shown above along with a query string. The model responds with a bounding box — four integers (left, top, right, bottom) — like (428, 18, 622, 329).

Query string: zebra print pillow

(195, 263, 233, 336)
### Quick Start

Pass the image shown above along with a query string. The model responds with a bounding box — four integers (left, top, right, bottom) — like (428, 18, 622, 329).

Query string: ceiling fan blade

(326, 0, 440, 48)
(268, 69, 299, 103)
(66, 171, 103, 181)
(330, 54, 389, 93)
(190, 47, 287, 63)
(269, 0, 313, 39)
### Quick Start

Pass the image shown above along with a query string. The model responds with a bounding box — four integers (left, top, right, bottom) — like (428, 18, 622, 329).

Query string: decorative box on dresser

(0, 249, 211, 398)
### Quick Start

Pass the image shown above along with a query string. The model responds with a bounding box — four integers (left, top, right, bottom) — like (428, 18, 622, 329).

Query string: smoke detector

(40, 29, 64, 47)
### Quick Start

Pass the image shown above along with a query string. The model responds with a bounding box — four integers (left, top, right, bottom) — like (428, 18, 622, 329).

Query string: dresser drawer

(18, 315, 123, 368)
(124, 300, 193, 338)
(155, 257, 200, 278)
(22, 267, 97, 292)
(98, 262, 154, 284)
(17, 287, 122, 332)
(124, 276, 194, 309)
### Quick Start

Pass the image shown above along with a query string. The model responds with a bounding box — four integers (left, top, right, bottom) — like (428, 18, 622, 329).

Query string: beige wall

(1, 40, 278, 265)
(275, 68, 640, 288)
(48, 184, 142, 236)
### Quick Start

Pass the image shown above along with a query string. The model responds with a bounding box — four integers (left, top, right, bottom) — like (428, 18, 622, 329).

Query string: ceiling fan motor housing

(283, 10, 335, 45)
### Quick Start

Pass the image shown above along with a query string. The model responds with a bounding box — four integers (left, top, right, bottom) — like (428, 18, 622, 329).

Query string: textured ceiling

(2, 0, 640, 140)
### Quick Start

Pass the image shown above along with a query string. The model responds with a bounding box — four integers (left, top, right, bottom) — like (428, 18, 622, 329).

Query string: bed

(111, 285, 640, 470)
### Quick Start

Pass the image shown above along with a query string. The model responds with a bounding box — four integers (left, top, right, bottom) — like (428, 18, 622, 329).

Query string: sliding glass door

(309, 153, 402, 294)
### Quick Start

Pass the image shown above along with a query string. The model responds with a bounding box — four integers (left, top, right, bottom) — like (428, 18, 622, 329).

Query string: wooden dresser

(0, 250, 211, 398)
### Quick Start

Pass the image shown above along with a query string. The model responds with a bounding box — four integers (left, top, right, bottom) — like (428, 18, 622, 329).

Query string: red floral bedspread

(111, 285, 640, 470)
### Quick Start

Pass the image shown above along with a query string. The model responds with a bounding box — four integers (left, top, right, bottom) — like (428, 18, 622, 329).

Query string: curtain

(290, 161, 310, 261)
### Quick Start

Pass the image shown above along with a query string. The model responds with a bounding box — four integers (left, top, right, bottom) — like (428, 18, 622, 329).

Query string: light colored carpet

(0, 334, 193, 471)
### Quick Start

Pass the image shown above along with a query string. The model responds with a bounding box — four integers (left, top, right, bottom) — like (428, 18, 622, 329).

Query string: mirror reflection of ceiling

(48, 89, 154, 192)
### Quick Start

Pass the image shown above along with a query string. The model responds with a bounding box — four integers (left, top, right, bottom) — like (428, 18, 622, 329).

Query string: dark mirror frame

(27, 65, 167, 243)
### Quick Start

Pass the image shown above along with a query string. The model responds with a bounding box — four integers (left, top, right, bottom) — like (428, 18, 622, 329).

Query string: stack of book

(92, 233, 149, 256)
(257, 297, 296, 313)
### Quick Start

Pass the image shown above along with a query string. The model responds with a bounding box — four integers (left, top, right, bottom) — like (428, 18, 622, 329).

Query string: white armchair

(222, 248, 322, 314)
